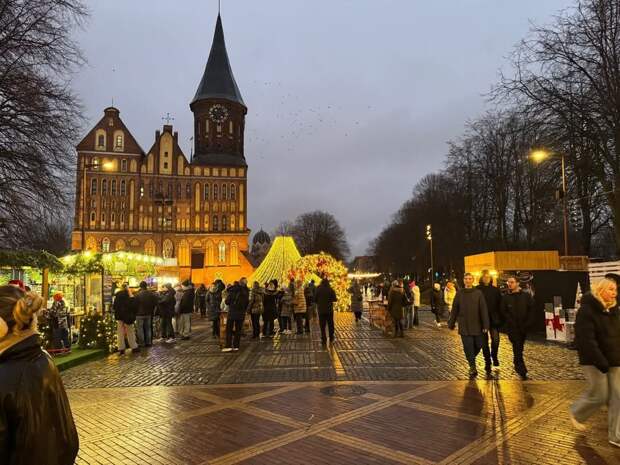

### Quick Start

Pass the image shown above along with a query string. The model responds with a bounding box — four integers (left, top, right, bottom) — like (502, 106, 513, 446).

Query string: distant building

(250, 229, 271, 267)
(71, 13, 254, 284)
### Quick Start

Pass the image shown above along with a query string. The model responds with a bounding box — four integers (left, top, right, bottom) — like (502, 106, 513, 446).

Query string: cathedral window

(222, 184, 227, 200)
(216, 124, 222, 137)
(90, 178, 97, 195)
(102, 237, 110, 252)
(97, 134, 105, 148)
(164, 162, 168, 169)
(230, 184, 236, 200)
(101, 179, 107, 195)
(185, 183, 191, 199)
(115, 135, 123, 149)
(213, 184, 219, 200)
(148, 183, 153, 198)
(213, 215, 219, 232)
(101, 212, 106, 224)
(218, 241, 226, 263)
(120, 180, 126, 196)
(204, 183, 209, 200)
(111, 180, 117, 196)
(229, 121, 233, 135)
(111, 212, 115, 224)
(176, 183, 181, 199)
(205, 120, 210, 136)
(121, 159, 127, 172)
(90, 199, 96, 209)
(90, 211, 95, 223)
(167, 183, 172, 198)
(222, 215, 228, 232)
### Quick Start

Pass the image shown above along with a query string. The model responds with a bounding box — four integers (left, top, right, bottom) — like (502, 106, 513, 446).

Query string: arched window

(111, 212, 116, 224)
(176, 183, 181, 199)
(222, 184, 227, 200)
(115, 239, 125, 251)
(120, 212, 125, 224)
(102, 237, 110, 252)
(101, 179, 107, 195)
(120, 180, 126, 196)
(229, 120, 234, 135)
(101, 212, 106, 224)
(144, 239, 156, 256)
(230, 215, 236, 231)
(162, 239, 174, 259)
(218, 241, 226, 263)
(111, 180, 117, 196)
(213, 215, 219, 232)
(185, 183, 191, 199)
(204, 183, 209, 200)
(86, 237, 97, 251)
(177, 240, 190, 266)
(213, 184, 219, 200)
(222, 215, 227, 232)
(116, 135, 124, 150)
(97, 134, 105, 148)
(230, 184, 236, 200)
(204, 215, 209, 231)
(206, 241, 214, 265)
(230, 241, 239, 265)
(90, 178, 97, 195)
(89, 211, 96, 223)
(121, 159, 127, 172)
(167, 183, 172, 198)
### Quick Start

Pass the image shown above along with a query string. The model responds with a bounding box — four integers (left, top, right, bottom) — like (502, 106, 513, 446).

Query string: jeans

(461, 334, 485, 369)
(509, 331, 527, 375)
(481, 327, 500, 366)
(116, 321, 138, 350)
(262, 315, 274, 336)
(177, 313, 191, 338)
(404, 306, 413, 328)
(251, 313, 261, 338)
(319, 312, 334, 342)
(571, 366, 620, 442)
(280, 316, 291, 331)
(295, 313, 305, 334)
(212, 317, 220, 337)
(160, 316, 174, 339)
(135, 315, 152, 346)
(225, 318, 244, 348)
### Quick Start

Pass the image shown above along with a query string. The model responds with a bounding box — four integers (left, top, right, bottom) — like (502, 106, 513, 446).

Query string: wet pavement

(63, 309, 620, 464)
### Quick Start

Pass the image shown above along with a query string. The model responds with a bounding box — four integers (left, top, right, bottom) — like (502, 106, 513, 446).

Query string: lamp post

(426, 224, 433, 285)
(80, 158, 113, 310)
(530, 149, 569, 256)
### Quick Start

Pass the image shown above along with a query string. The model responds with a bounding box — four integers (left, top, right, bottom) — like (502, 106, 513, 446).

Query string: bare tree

(0, 0, 87, 247)
(289, 211, 351, 261)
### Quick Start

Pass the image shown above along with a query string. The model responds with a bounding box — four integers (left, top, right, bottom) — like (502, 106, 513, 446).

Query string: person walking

(477, 270, 503, 370)
(173, 283, 183, 335)
(315, 276, 337, 345)
(134, 281, 158, 347)
(158, 283, 176, 343)
(248, 281, 264, 339)
(113, 283, 139, 354)
(410, 280, 421, 327)
(279, 286, 294, 334)
(294, 280, 307, 335)
(500, 275, 535, 380)
(444, 280, 457, 313)
(206, 281, 223, 339)
(304, 279, 317, 333)
(349, 280, 364, 323)
(569, 278, 620, 446)
(447, 273, 489, 378)
(387, 280, 407, 337)
(223, 278, 250, 352)
(195, 283, 208, 318)
(262, 280, 278, 338)
(0, 285, 79, 465)
(431, 283, 444, 327)
(403, 279, 414, 329)
(177, 280, 195, 340)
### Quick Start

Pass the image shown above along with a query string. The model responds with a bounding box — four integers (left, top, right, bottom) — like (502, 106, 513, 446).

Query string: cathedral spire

(191, 13, 245, 107)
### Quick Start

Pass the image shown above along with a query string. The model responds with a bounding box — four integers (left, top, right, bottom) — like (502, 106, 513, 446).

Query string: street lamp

(529, 149, 569, 256)
(426, 224, 434, 285)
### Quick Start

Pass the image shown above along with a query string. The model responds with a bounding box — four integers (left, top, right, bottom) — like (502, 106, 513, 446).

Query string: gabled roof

(191, 14, 245, 107)
(144, 125, 187, 165)
(76, 107, 144, 155)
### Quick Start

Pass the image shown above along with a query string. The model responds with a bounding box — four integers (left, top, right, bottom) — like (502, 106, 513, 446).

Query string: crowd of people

(110, 275, 341, 353)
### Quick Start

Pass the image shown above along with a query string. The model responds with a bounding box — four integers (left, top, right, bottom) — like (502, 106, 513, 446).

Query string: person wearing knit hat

(0, 285, 78, 464)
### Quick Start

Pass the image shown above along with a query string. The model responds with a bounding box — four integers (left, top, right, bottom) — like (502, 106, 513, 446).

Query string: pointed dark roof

(192, 14, 245, 107)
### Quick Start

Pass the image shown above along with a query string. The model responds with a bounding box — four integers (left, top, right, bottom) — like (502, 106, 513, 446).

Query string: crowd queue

(2, 268, 620, 463)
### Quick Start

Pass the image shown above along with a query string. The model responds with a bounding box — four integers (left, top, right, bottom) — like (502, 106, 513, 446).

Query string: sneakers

(569, 411, 587, 432)
(221, 348, 233, 353)
(165, 338, 176, 343)
(153, 338, 164, 343)
(232, 348, 239, 352)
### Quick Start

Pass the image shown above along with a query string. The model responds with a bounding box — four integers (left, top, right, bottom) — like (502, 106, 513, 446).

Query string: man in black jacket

(304, 280, 317, 333)
(448, 273, 489, 378)
(477, 270, 503, 370)
(315, 277, 337, 345)
(177, 280, 195, 340)
(134, 281, 159, 347)
(223, 278, 250, 352)
(500, 276, 535, 380)
(113, 283, 139, 354)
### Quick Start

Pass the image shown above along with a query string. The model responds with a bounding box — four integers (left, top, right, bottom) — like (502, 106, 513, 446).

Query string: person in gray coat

(448, 273, 490, 378)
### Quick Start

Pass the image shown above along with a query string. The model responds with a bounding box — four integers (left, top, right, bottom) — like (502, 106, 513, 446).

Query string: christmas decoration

(0, 249, 63, 272)
(249, 236, 307, 285)
(60, 251, 163, 276)
(289, 253, 351, 312)
(78, 310, 117, 352)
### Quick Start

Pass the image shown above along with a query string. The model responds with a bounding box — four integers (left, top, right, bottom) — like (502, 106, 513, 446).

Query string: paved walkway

(63, 310, 620, 464)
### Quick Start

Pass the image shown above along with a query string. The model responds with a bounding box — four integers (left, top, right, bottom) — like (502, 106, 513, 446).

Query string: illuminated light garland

(249, 236, 307, 285)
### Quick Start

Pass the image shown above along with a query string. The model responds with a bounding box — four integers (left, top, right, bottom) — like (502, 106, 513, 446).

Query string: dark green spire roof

(192, 14, 245, 107)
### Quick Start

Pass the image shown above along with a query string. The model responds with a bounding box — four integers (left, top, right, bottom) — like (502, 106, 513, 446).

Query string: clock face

(209, 104, 229, 123)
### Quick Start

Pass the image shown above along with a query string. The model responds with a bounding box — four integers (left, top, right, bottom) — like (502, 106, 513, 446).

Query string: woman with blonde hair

(570, 277, 620, 447)
(0, 285, 78, 464)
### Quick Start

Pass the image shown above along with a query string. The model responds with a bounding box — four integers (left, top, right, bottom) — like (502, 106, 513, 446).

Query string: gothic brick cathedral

(71, 13, 255, 284)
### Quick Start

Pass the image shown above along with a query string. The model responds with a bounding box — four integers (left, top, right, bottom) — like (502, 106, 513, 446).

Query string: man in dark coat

(177, 280, 195, 340)
(113, 283, 139, 354)
(134, 281, 159, 347)
(477, 270, 503, 369)
(500, 276, 535, 379)
(304, 279, 317, 333)
(223, 277, 250, 351)
(448, 273, 489, 378)
(158, 283, 176, 342)
(315, 277, 337, 344)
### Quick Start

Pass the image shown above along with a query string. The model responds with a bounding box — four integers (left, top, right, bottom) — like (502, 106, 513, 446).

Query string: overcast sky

(73, 0, 569, 257)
